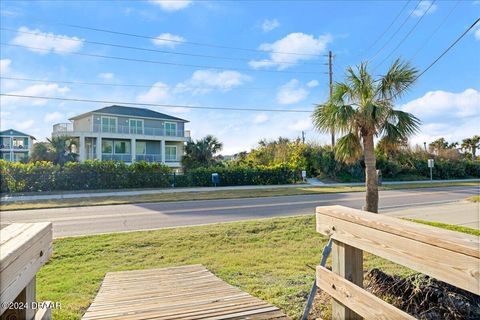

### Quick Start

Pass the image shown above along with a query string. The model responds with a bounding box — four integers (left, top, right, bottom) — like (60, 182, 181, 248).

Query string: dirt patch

(366, 268, 480, 320)
(309, 269, 480, 319)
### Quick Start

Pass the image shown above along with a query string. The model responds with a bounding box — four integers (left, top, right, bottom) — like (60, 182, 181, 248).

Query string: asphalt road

(1, 186, 478, 238)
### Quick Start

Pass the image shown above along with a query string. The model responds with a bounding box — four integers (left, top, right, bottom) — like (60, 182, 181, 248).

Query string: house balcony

(0, 145, 28, 151)
(102, 154, 132, 162)
(136, 154, 162, 162)
(53, 123, 190, 140)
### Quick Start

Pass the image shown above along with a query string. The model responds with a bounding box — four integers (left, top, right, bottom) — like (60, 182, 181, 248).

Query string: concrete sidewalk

(386, 200, 480, 229)
(1, 178, 478, 203)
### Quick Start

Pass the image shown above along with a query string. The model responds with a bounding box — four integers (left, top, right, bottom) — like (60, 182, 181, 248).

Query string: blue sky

(1, 0, 479, 154)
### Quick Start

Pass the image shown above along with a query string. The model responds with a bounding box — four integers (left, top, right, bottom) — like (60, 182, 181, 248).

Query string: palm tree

(312, 59, 420, 213)
(182, 135, 223, 170)
(47, 135, 78, 165)
(461, 135, 480, 158)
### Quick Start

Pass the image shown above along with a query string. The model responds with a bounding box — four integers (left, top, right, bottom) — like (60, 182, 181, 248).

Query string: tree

(428, 137, 459, 152)
(30, 142, 52, 162)
(47, 135, 78, 165)
(181, 135, 223, 170)
(312, 59, 420, 213)
(461, 135, 480, 158)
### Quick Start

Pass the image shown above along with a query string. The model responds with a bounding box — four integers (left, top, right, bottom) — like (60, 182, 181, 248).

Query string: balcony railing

(53, 123, 73, 133)
(0, 145, 28, 150)
(53, 122, 190, 138)
(136, 154, 162, 162)
(102, 154, 132, 162)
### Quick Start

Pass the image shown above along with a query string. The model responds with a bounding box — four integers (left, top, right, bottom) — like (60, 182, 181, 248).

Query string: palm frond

(335, 132, 363, 164)
(379, 59, 418, 100)
(312, 103, 356, 134)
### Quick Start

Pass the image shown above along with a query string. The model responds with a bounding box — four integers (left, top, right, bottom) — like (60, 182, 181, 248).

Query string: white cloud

(137, 82, 171, 104)
(411, 1, 437, 17)
(261, 19, 280, 32)
(44, 111, 64, 123)
(252, 113, 269, 124)
(402, 88, 480, 146)
(149, 0, 192, 11)
(276, 79, 309, 105)
(307, 80, 319, 88)
(98, 72, 114, 80)
(287, 118, 313, 131)
(474, 26, 480, 41)
(175, 70, 250, 94)
(0, 59, 11, 74)
(17, 119, 35, 131)
(12, 27, 84, 54)
(2, 83, 70, 106)
(152, 33, 185, 48)
(249, 32, 332, 70)
(401, 88, 480, 120)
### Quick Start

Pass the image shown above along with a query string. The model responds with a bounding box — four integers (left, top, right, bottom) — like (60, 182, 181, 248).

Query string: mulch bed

(309, 268, 480, 319)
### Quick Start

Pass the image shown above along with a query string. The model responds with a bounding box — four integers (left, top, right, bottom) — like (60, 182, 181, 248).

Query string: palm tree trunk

(363, 133, 378, 213)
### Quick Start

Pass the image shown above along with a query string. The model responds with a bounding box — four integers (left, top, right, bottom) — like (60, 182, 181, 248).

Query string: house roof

(70, 105, 188, 122)
(0, 129, 36, 140)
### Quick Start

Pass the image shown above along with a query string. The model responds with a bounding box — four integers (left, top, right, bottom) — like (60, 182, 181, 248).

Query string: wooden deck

(82, 265, 290, 320)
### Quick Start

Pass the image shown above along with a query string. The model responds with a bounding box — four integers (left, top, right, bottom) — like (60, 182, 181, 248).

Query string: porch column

(79, 135, 86, 162)
(161, 140, 165, 163)
(96, 136, 102, 160)
(131, 138, 136, 163)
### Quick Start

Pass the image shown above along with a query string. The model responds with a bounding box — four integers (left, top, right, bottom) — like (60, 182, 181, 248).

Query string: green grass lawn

(3, 181, 478, 211)
(36, 214, 479, 320)
(467, 195, 480, 202)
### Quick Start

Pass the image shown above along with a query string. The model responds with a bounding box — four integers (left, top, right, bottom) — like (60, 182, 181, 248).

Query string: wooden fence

(1, 222, 53, 320)
(315, 205, 479, 320)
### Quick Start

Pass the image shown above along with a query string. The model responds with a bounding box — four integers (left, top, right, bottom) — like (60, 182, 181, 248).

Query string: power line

(0, 93, 313, 113)
(1, 43, 320, 75)
(368, 0, 422, 62)
(362, 0, 411, 56)
(31, 20, 322, 57)
(0, 76, 301, 91)
(374, 0, 436, 71)
(416, 17, 479, 80)
(410, 0, 460, 60)
(0, 27, 323, 66)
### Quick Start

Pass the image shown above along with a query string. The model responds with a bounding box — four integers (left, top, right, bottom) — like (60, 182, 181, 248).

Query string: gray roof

(70, 105, 188, 122)
(0, 129, 36, 139)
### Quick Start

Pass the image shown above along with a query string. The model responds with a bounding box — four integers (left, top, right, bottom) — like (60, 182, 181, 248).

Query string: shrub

(0, 160, 298, 193)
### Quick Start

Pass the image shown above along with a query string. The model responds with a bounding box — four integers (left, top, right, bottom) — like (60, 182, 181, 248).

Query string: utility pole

(328, 50, 335, 147)
(301, 131, 305, 144)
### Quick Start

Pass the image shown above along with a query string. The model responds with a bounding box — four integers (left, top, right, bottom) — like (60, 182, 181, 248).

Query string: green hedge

(0, 161, 298, 193)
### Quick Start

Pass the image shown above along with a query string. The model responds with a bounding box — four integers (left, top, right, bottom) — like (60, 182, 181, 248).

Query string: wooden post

(332, 240, 363, 320)
(1, 277, 35, 320)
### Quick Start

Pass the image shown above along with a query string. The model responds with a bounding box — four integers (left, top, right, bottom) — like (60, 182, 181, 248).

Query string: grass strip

(36, 214, 477, 319)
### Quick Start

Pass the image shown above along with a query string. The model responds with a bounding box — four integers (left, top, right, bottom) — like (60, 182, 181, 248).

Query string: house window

(101, 117, 117, 133)
(165, 122, 177, 136)
(129, 119, 143, 134)
(102, 140, 113, 154)
(165, 145, 177, 161)
(114, 141, 131, 154)
(136, 141, 146, 155)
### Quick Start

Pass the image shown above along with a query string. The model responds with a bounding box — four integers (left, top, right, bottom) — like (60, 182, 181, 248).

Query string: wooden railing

(1, 223, 53, 320)
(315, 205, 479, 320)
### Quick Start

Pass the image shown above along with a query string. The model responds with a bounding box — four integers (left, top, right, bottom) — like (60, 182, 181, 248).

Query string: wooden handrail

(315, 205, 480, 319)
(1, 222, 53, 320)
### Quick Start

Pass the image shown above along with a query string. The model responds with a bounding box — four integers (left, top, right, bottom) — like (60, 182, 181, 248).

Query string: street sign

(428, 159, 434, 168)
(301, 170, 307, 181)
(428, 159, 434, 182)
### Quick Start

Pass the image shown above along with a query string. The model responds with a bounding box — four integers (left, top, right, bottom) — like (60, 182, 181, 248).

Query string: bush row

(0, 160, 298, 193)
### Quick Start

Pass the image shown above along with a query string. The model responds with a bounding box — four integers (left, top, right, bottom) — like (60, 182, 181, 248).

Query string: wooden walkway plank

(82, 265, 290, 320)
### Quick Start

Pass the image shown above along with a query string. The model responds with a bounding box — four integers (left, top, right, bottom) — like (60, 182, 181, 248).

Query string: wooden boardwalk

(82, 265, 290, 320)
